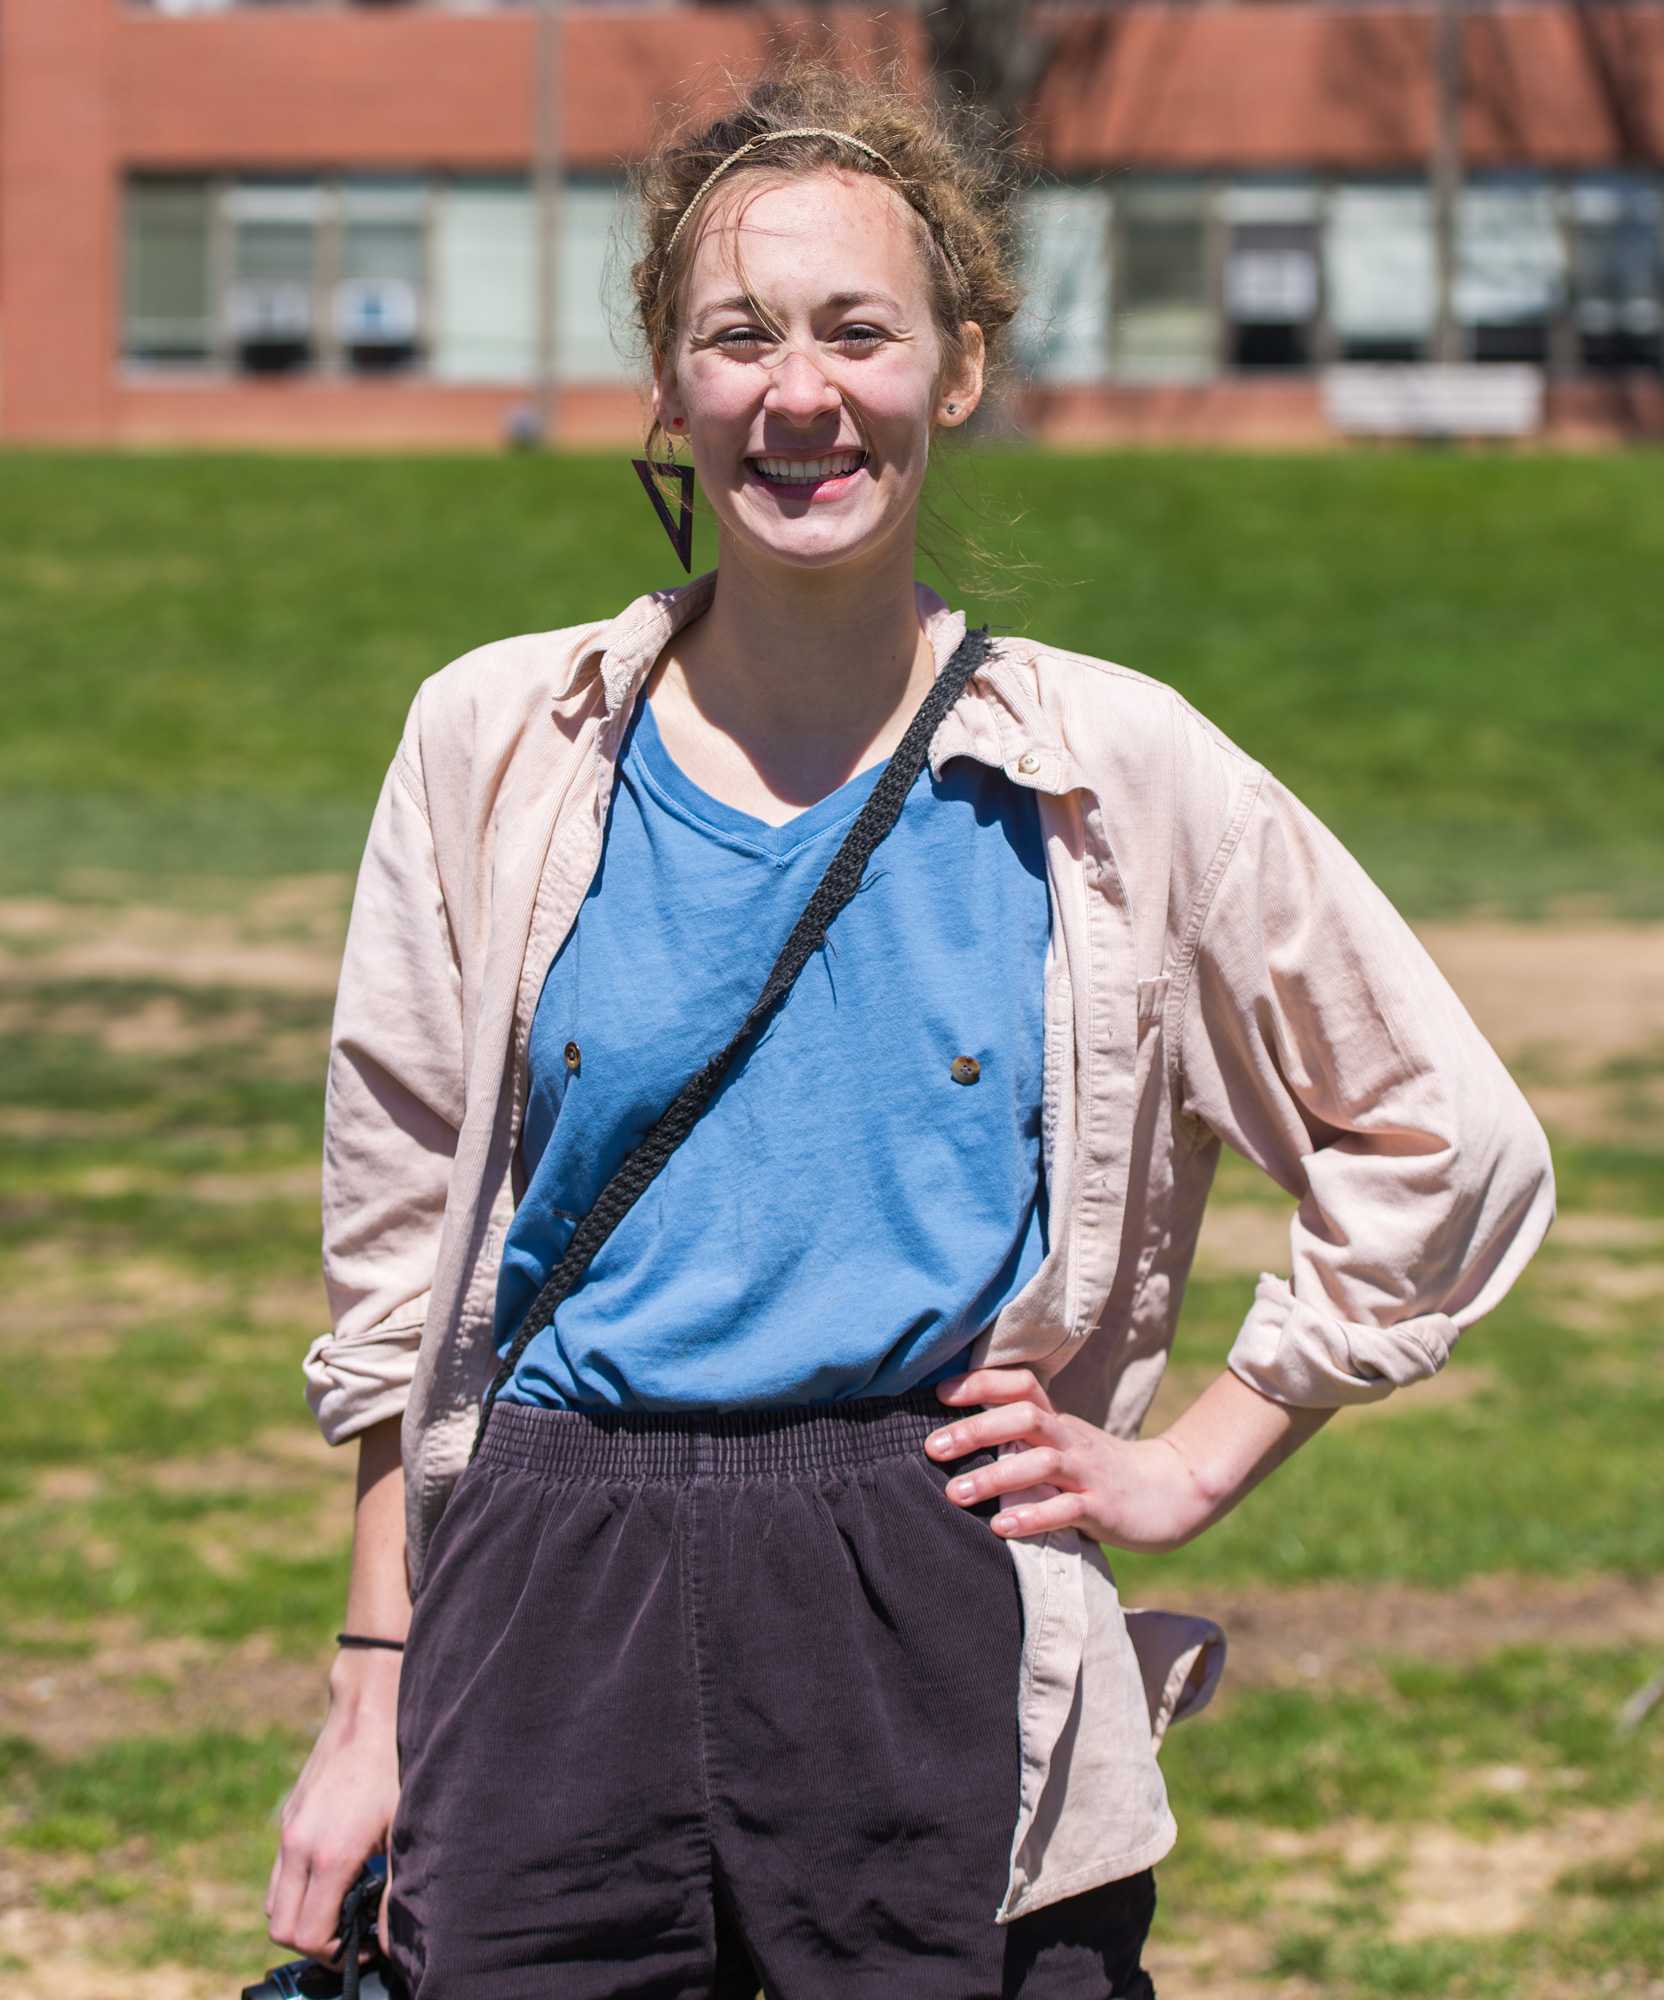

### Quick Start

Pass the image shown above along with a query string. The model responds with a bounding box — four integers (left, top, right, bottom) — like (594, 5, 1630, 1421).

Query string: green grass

(1162, 1645, 1663, 1831)
(1150, 1645, 1664, 1993)
(4, 446, 1662, 915)
(3, 1727, 311, 1975)
(6, 1727, 308, 1857)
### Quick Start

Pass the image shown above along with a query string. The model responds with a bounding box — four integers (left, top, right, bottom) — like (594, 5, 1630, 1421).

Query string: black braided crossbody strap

(470, 621, 996, 1460)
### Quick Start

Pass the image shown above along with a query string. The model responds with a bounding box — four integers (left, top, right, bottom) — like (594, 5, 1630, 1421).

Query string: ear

(651, 372, 686, 441)
(936, 320, 985, 429)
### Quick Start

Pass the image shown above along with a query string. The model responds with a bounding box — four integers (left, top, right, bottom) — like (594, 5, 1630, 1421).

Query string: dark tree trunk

(918, 0, 1055, 138)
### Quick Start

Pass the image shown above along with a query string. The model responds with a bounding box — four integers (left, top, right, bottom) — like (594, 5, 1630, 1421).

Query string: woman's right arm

(274, 681, 468, 1966)
(265, 1414, 409, 1963)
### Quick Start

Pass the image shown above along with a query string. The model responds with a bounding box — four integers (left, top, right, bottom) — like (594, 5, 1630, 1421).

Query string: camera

(240, 1965, 394, 2000)
(243, 1852, 402, 2000)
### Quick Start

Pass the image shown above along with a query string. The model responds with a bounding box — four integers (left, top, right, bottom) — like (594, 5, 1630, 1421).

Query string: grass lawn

(1, 446, 1660, 1997)
(3, 445, 1661, 917)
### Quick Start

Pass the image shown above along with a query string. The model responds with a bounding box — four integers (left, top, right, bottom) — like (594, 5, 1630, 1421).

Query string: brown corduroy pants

(387, 1385, 1157, 1999)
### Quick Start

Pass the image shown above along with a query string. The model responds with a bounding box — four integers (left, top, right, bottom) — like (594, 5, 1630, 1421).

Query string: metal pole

(533, 0, 563, 445)
(1431, 0, 1463, 365)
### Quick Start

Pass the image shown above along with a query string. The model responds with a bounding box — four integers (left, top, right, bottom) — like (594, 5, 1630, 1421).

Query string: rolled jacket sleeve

(1175, 763, 1555, 1408)
(304, 687, 465, 1444)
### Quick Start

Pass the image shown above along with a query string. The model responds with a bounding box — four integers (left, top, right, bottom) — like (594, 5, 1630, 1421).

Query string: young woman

(267, 66, 1554, 2000)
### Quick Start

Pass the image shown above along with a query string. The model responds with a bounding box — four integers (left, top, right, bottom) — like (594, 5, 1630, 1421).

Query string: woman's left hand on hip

(926, 1366, 1211, 1553)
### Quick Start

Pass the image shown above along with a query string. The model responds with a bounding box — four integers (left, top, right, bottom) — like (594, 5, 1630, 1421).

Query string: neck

(665, 531, 936, 748)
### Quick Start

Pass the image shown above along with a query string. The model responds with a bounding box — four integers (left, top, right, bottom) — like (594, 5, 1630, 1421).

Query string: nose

(762, 341, 841, 425)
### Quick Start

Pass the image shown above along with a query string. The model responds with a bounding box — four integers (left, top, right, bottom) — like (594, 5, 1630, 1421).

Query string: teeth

(753, 453, 865, 482)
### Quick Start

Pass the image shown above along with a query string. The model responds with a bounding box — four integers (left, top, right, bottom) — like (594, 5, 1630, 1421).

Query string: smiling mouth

(745, 451, 869, 489)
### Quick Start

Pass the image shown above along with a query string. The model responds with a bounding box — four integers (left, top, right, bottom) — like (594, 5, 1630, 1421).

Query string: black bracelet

(336, 1631, 406, 1652)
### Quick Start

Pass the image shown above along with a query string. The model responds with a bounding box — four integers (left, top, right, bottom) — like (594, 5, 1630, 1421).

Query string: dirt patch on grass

(185, 1164, 323, 1205)
(1537, 1258, 1664, 1334)
(1524, 1076, 1664, 1144)
(106, 995, 271, 1058)
(139, 1429, 343, 1499)
(1148, 1810, 1664, 1996)
(0, 995, 327, 1090)
(1143, 1919, 1315, 2000)
(1, 1625, 330, 1759)
(0, 1106, 156, 1143)
(0, 1838, 247, 2000)
(0, 1243, 228, 1347)
(1191, 1199, 1293, 1280)
(0, 897, 342, 997)
(0, 1918, 227, 2000)
(1414, 921, 1664, 1072)
(0, 898, 73, 944)
(1144, 1570, 1664, 1694)
(30, 1160, 324, 1208)
(1192, 1201, 1664, 1334)
(1552, 1213, 1664, 1253)
(1389, 1802, 1663, 1941)
(1412, 919, 1664, 1151)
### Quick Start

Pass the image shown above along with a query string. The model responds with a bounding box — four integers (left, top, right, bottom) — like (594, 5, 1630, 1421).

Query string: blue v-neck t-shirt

(492, 687, 1051, 1412)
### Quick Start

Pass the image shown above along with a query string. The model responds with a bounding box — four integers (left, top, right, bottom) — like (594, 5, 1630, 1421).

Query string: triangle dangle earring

(630, 429, 695, 573)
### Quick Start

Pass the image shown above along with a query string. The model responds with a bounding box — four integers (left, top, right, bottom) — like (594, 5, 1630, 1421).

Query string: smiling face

(653, 168, 984, 578)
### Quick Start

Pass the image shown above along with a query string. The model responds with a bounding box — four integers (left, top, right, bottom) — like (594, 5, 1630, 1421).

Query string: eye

(707, 324, 887, 352)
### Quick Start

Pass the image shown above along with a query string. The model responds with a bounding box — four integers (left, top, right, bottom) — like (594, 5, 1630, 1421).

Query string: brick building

(2, 0, 1662, 448)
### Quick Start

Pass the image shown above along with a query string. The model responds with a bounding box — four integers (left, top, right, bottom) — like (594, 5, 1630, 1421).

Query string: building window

(1111, 180, 1214, 381)
(1570, 175, 1663, 372)
(432, 179, 539, 383)
(1012, 183, 1113, 384)
(430, 173, 635, 384)
(339, 177, 428, 373)
(123, 180, 215, 363)
(227, 179, 321, 373)
(120, 171, 636, 384)
(1325, 183, 1435, 363)
(1456, 176, 1564, 365)
(1223, 179, 1319, 371)
(559, 175, 639, 382)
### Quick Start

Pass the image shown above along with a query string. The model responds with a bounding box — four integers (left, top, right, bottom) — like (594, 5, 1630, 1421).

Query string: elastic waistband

(475, 1384, 982, 1481)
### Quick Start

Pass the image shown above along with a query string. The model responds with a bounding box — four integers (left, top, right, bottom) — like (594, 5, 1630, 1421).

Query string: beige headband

(662, 125, 967, 290)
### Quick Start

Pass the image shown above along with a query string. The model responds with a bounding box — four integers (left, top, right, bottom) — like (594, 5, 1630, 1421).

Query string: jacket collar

(553, 569, 1077, 796)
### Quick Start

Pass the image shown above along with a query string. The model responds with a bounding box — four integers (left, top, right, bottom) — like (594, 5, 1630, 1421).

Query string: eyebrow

(691, 289, 904, 325)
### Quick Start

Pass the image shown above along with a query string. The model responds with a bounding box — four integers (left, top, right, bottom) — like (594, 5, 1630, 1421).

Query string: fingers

(935, 1365, 1052, 1411)
(988, 1488, 1092, 1537)
(296, 1847, 365, 1966)
(939, 1440, 1069, 1511)
(268, 1832, 363, 1962)
(925, 1396, 1060, 1464)
(266, 1843, 312, 1957)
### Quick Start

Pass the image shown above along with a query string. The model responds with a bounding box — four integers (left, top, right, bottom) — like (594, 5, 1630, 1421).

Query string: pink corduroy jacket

(303, 568, 1555, 1924)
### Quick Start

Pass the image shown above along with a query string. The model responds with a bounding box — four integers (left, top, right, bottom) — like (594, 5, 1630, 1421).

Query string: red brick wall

(1032, 5, 1664, 171)
(2, 1, 1660, 449)
(0, 0, 118, 440)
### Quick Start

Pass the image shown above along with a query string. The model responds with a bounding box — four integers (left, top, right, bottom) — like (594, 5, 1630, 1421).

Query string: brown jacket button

(564, 1040, 582, 1073)
(950, 1055, 981, 1085)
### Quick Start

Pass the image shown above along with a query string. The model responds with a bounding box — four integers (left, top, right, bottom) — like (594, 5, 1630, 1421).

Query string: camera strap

(470, 620, 995, 1459)
(337, 1859, 385, 2000)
